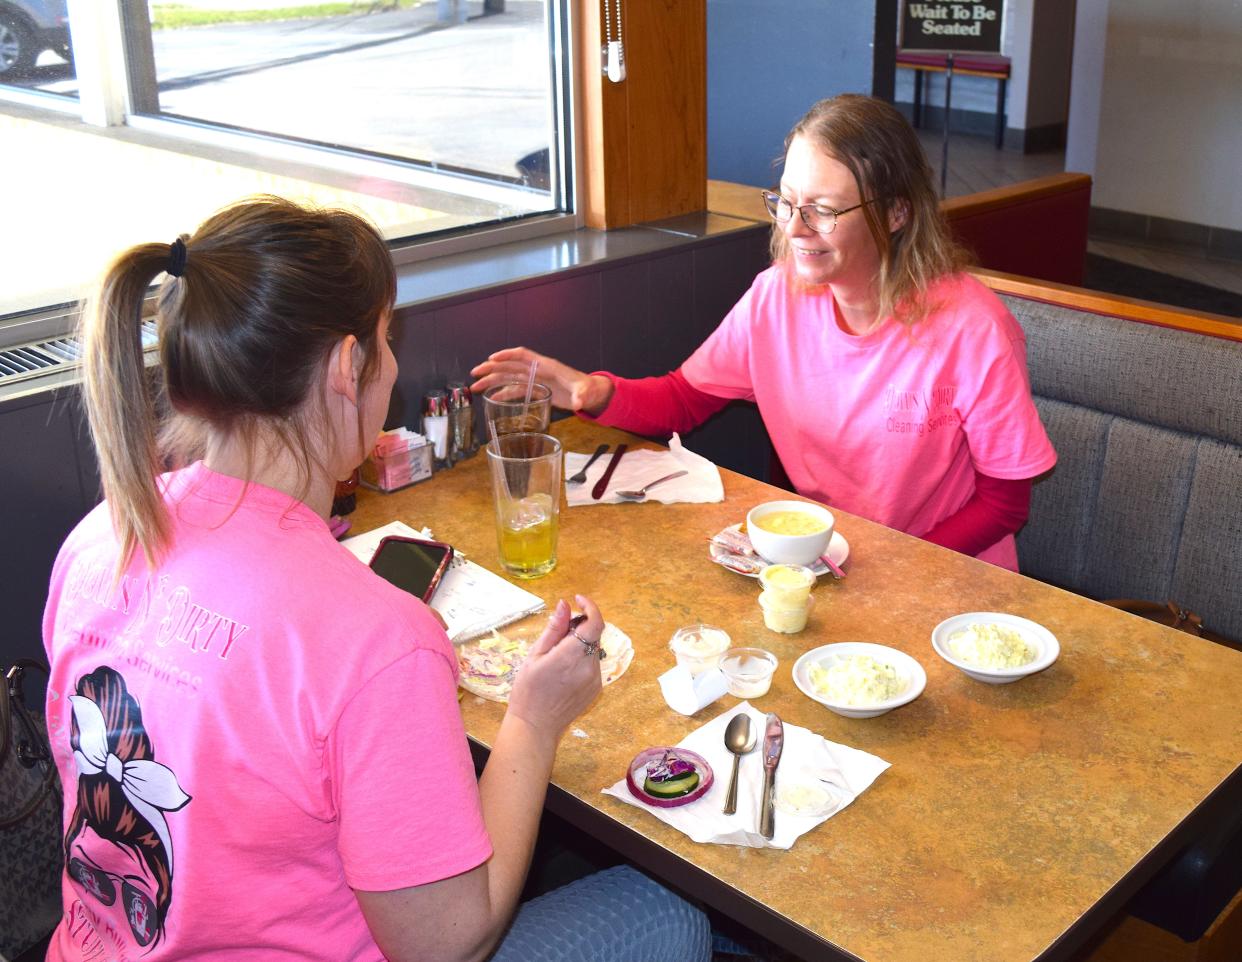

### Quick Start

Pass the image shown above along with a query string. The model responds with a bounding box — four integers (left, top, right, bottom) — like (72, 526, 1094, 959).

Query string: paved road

(21, 1, 551, 180)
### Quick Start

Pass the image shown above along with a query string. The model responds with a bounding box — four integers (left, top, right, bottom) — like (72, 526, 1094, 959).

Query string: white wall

(1076, 0, 1242, 231)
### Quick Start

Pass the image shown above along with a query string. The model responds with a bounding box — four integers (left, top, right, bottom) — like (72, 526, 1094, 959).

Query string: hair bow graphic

(71, 694, 192, 874)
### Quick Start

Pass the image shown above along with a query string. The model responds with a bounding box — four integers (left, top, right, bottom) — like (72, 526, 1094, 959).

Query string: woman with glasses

(472, 94, 1055, 570)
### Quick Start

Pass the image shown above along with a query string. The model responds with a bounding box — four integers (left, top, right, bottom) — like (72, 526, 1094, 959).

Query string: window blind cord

(603, 0, 626, 83)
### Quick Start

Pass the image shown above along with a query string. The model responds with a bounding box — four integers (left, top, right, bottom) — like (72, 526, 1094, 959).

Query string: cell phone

(368, 536, 454, 604)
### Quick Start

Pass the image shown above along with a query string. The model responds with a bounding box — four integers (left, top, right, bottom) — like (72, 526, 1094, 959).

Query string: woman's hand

(506, 596, 604, 739)
(470, 347, 614, 416)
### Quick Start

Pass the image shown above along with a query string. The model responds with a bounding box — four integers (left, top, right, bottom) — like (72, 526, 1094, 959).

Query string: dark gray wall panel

(507, 272, 602, 378)
(646, 250, 698, 369)
(1, 392, 91, 664)
(600, 261, 651, 379)
(390, 307, 439, 431)
(433, 295, 506, 388)
(691, 232, 771, 341)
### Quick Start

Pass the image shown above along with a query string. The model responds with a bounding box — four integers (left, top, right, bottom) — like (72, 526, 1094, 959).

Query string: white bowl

(792, 642, 927, 718)
(746, 500, 834, 566)
(931, 612, 1060, 684)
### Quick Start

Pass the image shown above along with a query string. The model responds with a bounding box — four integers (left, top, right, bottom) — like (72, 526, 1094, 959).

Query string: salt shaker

(447, 381, 477, 461)
(422, 391, 452, 469)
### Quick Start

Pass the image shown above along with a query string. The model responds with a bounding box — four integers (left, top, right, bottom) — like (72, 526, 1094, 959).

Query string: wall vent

(0, 321, 158, 389)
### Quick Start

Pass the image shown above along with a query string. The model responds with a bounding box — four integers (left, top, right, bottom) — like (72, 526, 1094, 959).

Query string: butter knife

(759, 712, 784, 840)
(590, 443, 628, 500)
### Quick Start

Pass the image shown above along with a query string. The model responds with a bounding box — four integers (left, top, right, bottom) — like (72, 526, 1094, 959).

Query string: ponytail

(79, 196, 396, 576)
(81, 243, 181, 571)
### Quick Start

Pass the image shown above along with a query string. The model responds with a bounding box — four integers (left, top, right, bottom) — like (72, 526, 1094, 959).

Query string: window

(1, 0, 575, 321)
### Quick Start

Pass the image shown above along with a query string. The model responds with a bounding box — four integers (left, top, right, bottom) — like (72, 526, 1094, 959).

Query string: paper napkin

(565, 433, 724, 506)
(602, 702, 890, 850)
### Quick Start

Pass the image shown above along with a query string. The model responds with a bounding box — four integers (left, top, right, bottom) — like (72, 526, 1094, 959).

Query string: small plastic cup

(758, 563, 816, 607)
(720, 647, 778, 698)
(668, 624, 732, 675)
(758, 591, 814, 633)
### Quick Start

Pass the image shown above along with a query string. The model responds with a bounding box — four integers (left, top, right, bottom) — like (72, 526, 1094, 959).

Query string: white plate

(931, 612, 1059, 684)
(708, 523, 849, 578)
(792, 642, 926, 719)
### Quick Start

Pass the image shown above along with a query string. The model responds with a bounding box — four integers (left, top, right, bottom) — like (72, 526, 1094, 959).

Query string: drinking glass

(486, 433, 562, 578)
(482, 382, 552, 439)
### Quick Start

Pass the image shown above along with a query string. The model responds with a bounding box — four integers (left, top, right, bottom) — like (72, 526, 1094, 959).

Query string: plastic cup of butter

(758, 563, 816, 606)
(668, 624, 732, 675)
(758, 591, 814, 633)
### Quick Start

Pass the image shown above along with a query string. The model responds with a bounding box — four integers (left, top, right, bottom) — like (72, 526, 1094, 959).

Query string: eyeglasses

(760, 190, 880, 235)
(69, 856, 158, 946)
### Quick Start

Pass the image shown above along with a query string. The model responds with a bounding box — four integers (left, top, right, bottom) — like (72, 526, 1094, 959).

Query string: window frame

(0, 0, 583, 330)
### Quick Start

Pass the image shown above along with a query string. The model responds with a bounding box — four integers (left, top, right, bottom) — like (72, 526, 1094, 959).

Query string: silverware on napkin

(591, 443, 628, 500)
(759, 712, 784, 839)
(568, 443, 609, 485)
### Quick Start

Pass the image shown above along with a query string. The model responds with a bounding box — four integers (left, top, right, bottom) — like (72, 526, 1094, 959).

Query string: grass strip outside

(151, 0, 424, 30)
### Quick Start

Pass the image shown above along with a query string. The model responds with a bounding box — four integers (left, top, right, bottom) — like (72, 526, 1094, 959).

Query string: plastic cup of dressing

(758, 563, 815, 606)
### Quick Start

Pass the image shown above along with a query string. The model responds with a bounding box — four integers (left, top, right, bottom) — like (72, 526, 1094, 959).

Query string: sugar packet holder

(361, 427, 433, 492)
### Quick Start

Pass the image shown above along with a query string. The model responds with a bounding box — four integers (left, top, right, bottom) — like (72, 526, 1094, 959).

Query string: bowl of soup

(746, 500, 835, 566)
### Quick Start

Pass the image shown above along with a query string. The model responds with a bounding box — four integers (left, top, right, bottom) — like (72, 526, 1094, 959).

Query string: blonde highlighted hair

(770, 94, 970, 325)
(81, 195, 396, 571)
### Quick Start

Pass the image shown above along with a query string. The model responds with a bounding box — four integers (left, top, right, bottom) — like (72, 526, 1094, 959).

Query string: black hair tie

(167, 236, 189, 278)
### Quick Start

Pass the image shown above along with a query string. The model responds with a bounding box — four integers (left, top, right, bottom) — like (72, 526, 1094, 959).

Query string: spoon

(722, 713, 756, 815)
(567, 443, 609, 485)
(614, 470, 689, 501)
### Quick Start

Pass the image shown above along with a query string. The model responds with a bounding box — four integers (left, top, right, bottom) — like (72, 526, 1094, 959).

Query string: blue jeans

(488, 865, 712, 962)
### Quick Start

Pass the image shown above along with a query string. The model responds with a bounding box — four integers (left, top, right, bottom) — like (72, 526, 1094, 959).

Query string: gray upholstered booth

(999, 285, 1242, 645)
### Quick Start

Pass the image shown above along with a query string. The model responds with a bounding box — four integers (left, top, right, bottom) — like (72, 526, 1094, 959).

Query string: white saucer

(708, 523, 849, 578)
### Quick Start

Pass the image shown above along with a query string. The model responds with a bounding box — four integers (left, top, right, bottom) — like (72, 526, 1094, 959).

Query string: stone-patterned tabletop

(352, 418, 1242, 962)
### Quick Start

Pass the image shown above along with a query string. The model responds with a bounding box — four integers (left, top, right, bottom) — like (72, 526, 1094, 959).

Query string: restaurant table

(352, 418, 1242, 962)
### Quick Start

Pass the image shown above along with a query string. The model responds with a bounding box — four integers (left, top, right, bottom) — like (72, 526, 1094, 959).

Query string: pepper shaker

(422, 390, 452, 469)
(447, 381, 477, 462)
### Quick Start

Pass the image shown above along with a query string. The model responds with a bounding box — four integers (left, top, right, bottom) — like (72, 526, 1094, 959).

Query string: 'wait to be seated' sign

(899, 1, 1003, 55)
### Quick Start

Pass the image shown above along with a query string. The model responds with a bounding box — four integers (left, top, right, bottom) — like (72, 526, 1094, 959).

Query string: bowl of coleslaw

(792, 642, 926, 718)
(931, 612, 1059, 684)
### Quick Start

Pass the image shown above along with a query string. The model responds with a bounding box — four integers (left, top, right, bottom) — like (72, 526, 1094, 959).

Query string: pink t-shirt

(42, 463, 491, 961)
(681, 268, 1056, 569)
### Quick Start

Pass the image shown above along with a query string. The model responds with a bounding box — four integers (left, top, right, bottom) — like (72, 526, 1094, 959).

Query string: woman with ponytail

(42, 196, 709, 962)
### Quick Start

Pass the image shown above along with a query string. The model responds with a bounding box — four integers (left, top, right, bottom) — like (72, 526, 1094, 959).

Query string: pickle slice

(643, 770, 700, 798)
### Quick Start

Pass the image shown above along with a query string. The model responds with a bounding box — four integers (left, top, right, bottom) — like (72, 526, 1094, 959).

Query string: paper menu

(341, 520, 546, 643)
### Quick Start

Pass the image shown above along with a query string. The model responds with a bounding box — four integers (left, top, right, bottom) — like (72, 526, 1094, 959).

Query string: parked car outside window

(0, 0, 70, 77)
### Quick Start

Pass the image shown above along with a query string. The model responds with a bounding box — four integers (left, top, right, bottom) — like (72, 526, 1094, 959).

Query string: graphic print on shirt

(882, 382, 959, 438)
(63, 665, 191, 957)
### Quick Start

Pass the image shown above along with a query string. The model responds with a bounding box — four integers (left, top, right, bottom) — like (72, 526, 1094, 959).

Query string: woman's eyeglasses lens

(760, 192, 838, 234)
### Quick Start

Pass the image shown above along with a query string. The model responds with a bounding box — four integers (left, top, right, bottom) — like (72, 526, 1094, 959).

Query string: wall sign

(899, 1, 1004, 55)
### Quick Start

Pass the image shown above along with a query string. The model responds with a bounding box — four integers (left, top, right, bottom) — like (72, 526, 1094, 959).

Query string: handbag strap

(0, 660, 62, 830)
(1104, 598, 1204, 636)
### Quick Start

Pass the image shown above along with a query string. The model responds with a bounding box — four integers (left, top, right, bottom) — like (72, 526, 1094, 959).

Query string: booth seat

(943, 172, 1092, 286)
(980, 268, 1242, 962)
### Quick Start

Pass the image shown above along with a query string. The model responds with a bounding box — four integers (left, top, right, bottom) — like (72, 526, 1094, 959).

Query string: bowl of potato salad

(931, 612, 1059, 684)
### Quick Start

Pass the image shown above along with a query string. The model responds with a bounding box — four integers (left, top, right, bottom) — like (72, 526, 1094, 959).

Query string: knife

(591, 443, 628, 500)
(759, 712, 784, 840)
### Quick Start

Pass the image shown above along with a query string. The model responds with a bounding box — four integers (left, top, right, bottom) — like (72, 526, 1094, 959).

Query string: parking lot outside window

(0, 0, 575, 322)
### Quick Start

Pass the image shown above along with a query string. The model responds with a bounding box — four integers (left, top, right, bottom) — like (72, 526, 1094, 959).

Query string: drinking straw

(487, 417, 515, 503)
(522, 358, 538, 408)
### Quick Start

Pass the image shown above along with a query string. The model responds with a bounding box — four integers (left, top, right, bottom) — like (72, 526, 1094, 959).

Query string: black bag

(1, 659, 65, 960)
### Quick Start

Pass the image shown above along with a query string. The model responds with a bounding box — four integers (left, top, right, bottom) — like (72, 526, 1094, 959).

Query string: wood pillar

(577, 0, 707, 229)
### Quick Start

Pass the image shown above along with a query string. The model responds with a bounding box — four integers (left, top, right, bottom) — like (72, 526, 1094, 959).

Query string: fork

(614, 470, 689, 501)
(567, 443, 609, 485)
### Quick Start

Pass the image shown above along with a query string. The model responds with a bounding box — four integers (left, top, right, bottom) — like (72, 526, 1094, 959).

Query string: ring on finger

(570, 626, 605, 660)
